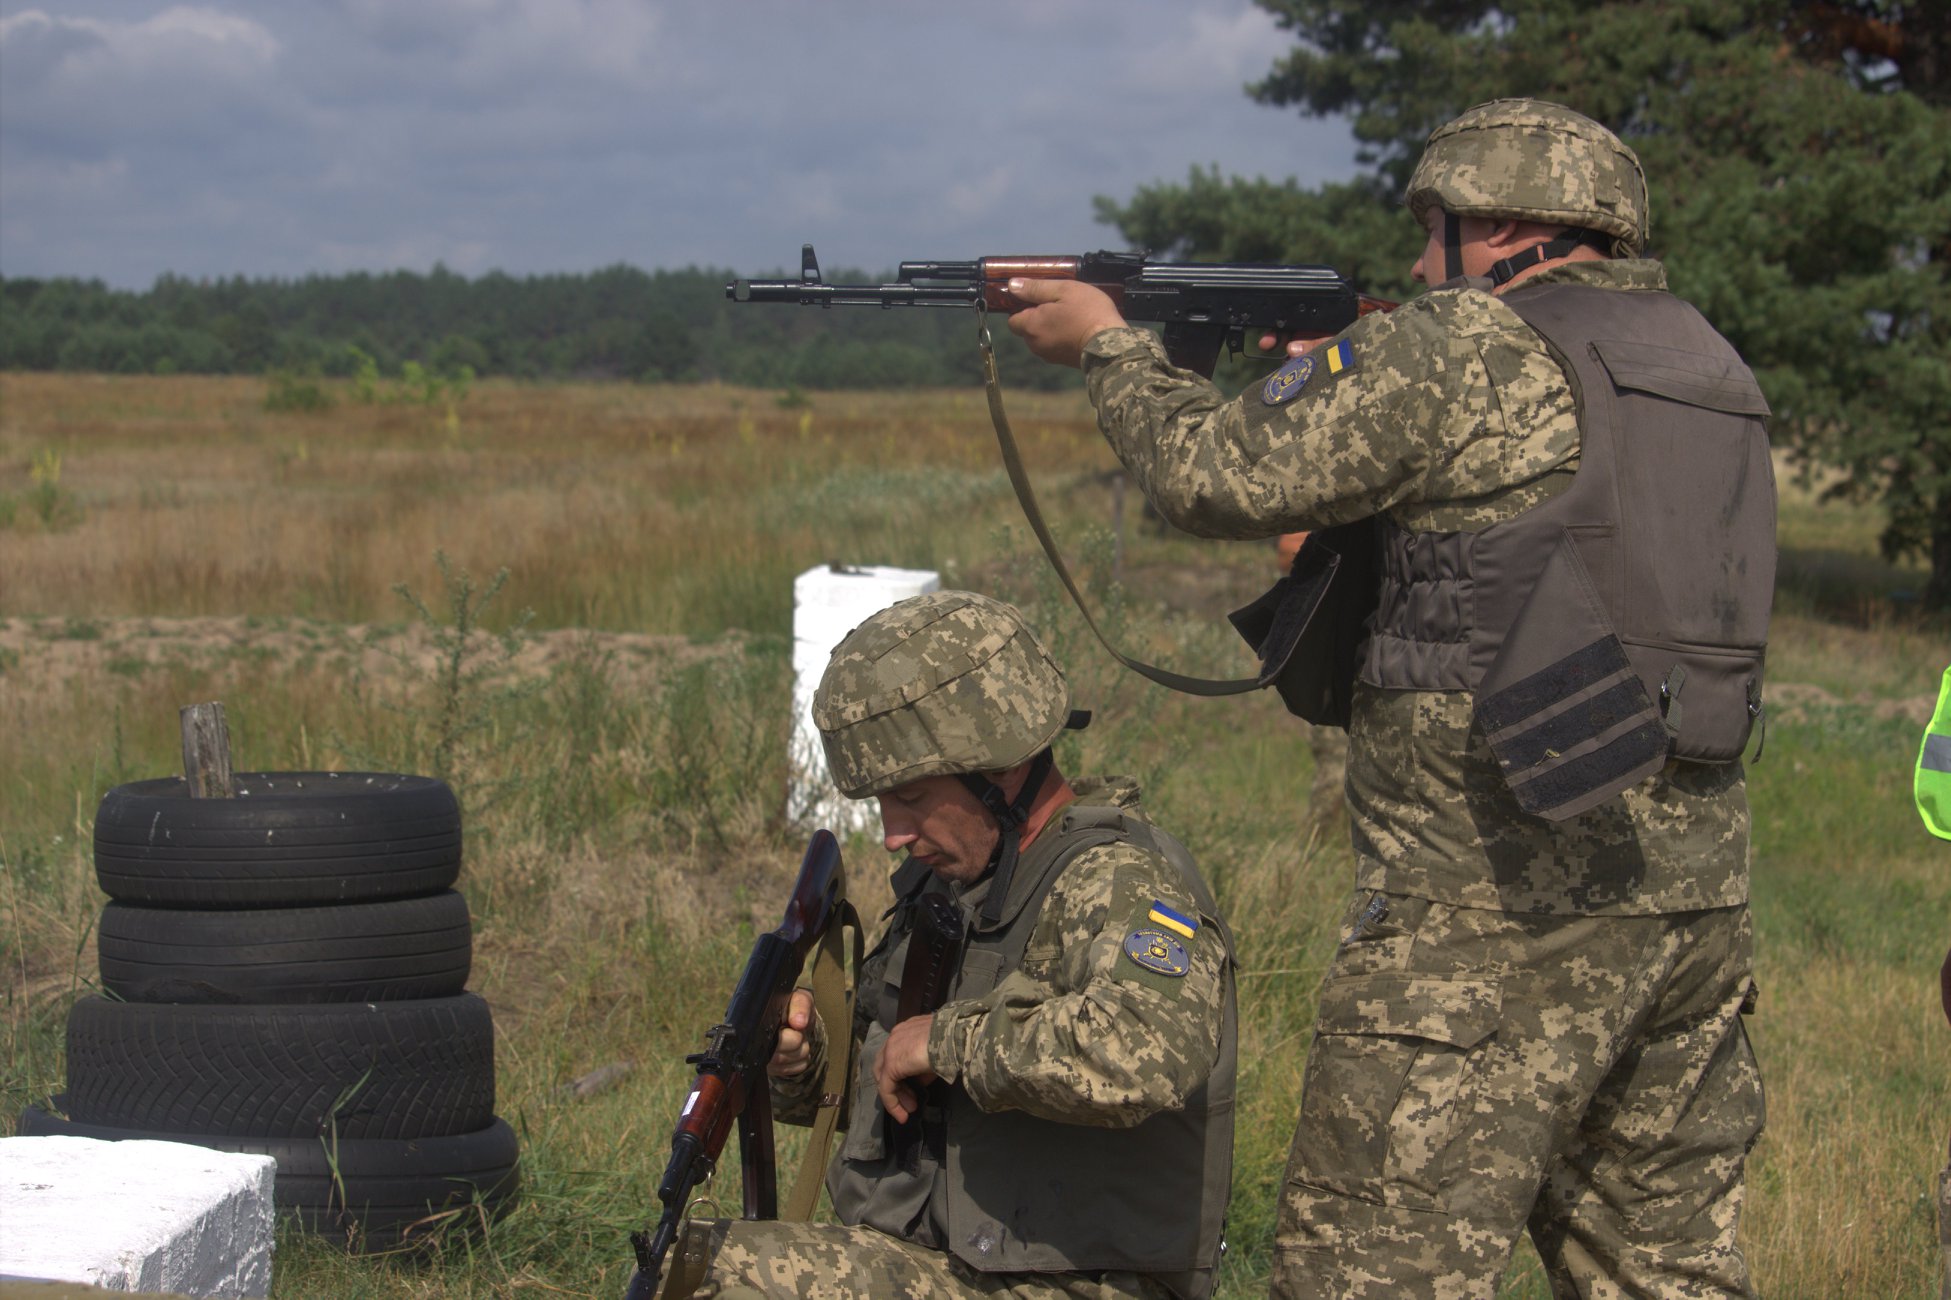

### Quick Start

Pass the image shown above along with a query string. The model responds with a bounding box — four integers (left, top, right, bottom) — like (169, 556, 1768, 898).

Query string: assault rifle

(622, 830, 849, 1300)
(889, 891, 965, 1173)
(727, 244, 1394, 377)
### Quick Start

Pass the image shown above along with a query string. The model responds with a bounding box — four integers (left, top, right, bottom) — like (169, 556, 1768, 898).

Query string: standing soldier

(671, 590, 1236, 1299)
(1007, 99, 1775, 1298)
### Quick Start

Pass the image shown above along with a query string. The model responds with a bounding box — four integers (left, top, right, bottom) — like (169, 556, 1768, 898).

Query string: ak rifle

(888, 891, 965, 1174)
(622, 830, 847, 1300)
(727, 244, 1395, 378)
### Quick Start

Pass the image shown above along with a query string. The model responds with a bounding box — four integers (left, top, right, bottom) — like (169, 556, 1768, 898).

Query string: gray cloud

(0, 1, 1358, 288)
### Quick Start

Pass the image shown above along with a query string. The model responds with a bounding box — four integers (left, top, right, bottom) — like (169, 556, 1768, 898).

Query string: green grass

(2, 375, 1947, 1297)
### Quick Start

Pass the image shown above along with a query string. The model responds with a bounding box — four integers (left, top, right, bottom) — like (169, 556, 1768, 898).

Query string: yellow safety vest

(1918, 666, 1951, 841)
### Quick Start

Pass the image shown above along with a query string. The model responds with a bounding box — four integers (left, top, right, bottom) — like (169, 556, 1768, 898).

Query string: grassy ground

(3, 372, 1946, 1297)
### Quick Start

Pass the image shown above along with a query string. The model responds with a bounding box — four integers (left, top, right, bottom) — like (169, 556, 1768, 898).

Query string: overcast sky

(0, 1, 1361, 290)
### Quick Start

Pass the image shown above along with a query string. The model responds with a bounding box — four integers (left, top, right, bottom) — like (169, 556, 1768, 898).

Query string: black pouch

(1227, 520, 1380, 728)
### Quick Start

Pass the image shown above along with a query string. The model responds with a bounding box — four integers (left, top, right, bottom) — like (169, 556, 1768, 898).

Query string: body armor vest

(1360, 281, 1776, 820)
(826, 800, 1236, 1298)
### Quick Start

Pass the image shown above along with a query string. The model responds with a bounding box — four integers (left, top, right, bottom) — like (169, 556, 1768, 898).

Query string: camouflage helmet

(1405, 98, 1649, 255)
(813, 590, 1071, 799)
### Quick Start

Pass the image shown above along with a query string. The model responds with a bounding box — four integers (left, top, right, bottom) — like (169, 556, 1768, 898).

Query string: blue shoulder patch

(1260, 353, 1315, 406)
(1123, 928, 1190, 977)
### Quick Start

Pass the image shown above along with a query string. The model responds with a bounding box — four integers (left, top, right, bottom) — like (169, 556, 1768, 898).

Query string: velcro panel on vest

(1475, 529, 1668, 820)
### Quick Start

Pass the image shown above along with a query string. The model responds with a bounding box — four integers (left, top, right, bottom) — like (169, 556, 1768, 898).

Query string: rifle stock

(623, 829, 845, 1299)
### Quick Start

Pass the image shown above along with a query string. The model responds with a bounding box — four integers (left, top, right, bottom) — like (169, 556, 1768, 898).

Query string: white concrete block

(0, 1136, 276, 1298)
(790, 563, 940, 832)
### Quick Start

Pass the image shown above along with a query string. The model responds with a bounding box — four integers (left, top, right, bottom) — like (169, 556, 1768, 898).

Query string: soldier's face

(877, 775, 1000, 885)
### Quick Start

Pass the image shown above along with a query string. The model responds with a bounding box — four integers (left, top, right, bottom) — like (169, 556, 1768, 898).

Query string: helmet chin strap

(958, 747, 1056, 929)
(1446, 214, 1609, 286)
(1489, 227, 1611, 286)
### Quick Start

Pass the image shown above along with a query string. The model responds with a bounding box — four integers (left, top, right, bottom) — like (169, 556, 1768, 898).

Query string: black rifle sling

(981, 314, 1381, 709)
(978, 318, 1263, 698)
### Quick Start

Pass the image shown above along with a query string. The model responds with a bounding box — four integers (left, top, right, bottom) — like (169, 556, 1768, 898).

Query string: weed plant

(1, 374, 1946, 1297)
(264, 370, 336, 414)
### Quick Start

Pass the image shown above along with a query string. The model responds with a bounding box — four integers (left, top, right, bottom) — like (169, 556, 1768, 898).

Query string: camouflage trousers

(1301, 721, 1349, 848)
(668, 1219, 1176, 1300)
(1273, 891, 1763, 1300)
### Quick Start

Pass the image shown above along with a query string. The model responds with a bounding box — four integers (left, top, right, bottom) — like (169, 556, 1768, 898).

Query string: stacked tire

(19, 772, 520, 1250)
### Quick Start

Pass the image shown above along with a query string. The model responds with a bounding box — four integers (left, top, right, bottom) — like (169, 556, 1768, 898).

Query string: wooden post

(180, 701, 235, 799)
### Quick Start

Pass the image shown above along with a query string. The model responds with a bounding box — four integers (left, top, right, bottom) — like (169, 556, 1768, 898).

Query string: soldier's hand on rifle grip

(1005, 278, 1128, 369)
(1257, 331, 1333, 359)
(768, 988, 818, 1079)
(874, 1014, 940, 1124)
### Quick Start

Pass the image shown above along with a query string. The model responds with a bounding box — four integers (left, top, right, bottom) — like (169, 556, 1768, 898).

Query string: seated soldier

(673, 590, 1237, 1300)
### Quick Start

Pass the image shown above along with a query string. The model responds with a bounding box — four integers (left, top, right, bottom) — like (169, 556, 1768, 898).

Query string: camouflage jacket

(774, 779, 1230, 1124)
(1082, 261, 1748, 915)
(772, 776, 1235, 1288)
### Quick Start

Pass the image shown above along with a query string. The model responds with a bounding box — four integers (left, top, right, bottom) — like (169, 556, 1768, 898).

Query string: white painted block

(0, 1136, 276, 1298)
(790, 563, 940, 833)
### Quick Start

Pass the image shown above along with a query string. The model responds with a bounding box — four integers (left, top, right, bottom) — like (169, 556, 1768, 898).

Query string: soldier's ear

(1485, 219, 1526, 248)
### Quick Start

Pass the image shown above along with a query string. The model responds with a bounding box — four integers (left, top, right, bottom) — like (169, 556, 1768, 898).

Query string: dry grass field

(2, 370, 1947, 1298)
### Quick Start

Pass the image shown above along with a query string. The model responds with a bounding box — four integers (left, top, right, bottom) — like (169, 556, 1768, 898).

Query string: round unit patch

(1260, 354, 1315, 406)
(1122, 928, 1190, 977)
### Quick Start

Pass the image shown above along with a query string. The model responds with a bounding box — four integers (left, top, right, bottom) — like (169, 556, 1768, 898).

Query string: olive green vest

(826, 798, 1237, 1298)
(1362, 281, 1777, 820)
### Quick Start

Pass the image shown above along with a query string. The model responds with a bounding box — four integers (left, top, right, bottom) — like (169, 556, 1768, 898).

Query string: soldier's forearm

(935, 979, 1218, 1127)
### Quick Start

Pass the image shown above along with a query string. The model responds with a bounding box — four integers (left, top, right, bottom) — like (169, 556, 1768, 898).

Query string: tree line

(0, 263, 1081, 392)
(3, 1, 1945, 604)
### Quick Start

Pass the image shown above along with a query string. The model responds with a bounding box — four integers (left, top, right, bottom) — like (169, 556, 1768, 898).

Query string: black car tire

(94, 772, 462, 908)
(98, 891, 473, 1003)
(64, 994, 495, 1140)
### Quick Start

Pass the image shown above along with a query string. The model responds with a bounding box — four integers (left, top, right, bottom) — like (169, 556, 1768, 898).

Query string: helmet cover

(814, 591, 1071, 799)
(1405, 98, 1648, 255)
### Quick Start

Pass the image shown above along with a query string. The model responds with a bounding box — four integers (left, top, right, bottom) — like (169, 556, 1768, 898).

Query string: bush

(264, 369, 335, 413)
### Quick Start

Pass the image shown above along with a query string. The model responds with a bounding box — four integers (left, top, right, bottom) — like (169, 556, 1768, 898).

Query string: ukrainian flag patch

(1147, 899, 1198, 939)
(1323, 338, 1355, 375)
